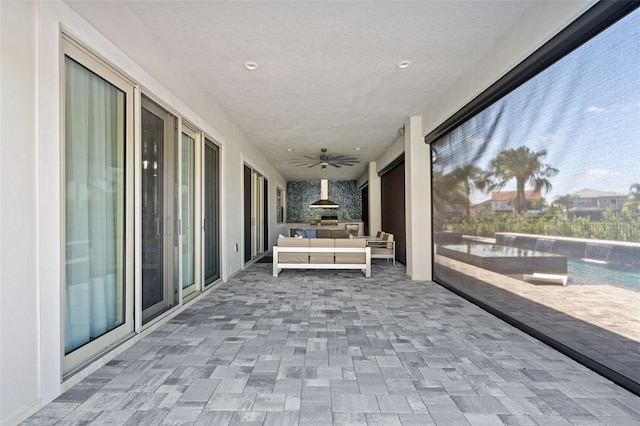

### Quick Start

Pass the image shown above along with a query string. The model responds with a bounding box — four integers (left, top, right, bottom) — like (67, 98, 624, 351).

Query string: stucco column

(405, 116, 432, 280)
(367, 162, 382, 236)
(1, 1, 42, 422)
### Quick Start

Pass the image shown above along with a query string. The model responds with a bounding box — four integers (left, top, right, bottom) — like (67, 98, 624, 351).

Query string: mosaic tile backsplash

(286, 180, 362, 221)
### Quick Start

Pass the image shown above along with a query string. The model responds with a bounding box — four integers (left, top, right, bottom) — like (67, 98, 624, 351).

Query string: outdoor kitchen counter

(286, 221, 364, 237)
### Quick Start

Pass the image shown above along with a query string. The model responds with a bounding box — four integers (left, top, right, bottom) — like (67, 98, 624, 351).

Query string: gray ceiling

(109, 1, 535, 180)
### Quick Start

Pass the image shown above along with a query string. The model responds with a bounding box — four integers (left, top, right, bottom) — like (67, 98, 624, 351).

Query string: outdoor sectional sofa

(367, 232, 396, 265)
(273, 237, 371, 277)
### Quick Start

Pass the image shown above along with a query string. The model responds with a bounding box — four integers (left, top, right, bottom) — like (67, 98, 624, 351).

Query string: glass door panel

(141, 98, 176, 323)
(173, 125, 180, 299)
(64, 56, 126, 353)
(204, 140, 220, 285)
(263, 178, 269, 252)
(62, 39, 134, 375)
(181, 128, 196, 296)
(142, 108, 163, 310)
(243, 166, 266, 263)
(252, 172, 264, 258)
(244, 166, 252, 263)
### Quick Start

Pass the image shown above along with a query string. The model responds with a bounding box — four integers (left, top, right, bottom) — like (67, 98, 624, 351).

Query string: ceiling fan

(291, 148, 360, 169)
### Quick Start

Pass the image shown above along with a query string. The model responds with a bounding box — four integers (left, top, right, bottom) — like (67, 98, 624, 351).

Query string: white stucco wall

(375, 135, 404, 175)
(0, 2, 40, 423)
(367, 164, 382, 237)
(404, 116, 431, 280)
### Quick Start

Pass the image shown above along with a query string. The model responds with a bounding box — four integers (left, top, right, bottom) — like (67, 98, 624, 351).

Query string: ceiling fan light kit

(291, 148, 360, 169)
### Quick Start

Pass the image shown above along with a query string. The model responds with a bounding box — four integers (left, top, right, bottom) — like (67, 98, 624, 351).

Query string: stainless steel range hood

(310, 179, 339, 208)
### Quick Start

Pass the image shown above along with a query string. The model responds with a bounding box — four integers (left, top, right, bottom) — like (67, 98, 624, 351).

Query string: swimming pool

(568, 259, 640, 291)
(439, 240, 640, 292)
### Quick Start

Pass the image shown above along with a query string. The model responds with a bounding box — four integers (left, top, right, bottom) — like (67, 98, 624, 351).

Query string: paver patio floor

(23, 262, 640, 425)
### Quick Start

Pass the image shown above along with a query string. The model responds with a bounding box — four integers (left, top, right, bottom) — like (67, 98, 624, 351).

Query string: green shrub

(442, 202, 640, 242)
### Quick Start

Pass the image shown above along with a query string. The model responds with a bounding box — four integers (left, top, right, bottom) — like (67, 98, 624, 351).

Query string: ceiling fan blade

(303, 155, 318, 160)
(307, 162, 321, 168)
(331, 158, 359, 163)
(329, 163, 341, 168)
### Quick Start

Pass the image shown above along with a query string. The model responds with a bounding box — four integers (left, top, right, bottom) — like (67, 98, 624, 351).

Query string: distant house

(568, 188, 628, 220)
(469, 199, 492, 216)
(489, 190, 543, 214)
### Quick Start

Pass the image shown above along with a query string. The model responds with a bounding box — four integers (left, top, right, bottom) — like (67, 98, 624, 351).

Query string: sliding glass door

(263, 178, 269, 253)
(244, 166, 252, 263)
(181, 126, 198, 297)
(62, 37, 134, 374)
(141, 97, 177, 323)
(62, 36, 223, 375)
(203, 139, 220, 285)
(253, 172, 264, 257)
(244, 165, 268, 263)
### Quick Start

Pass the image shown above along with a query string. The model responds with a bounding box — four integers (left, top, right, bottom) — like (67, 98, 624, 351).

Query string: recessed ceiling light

(243, 61, 259, 71)
(354, 147, 361, 151)
(286, 148, 293, 152)
(396, 60, 412, 69)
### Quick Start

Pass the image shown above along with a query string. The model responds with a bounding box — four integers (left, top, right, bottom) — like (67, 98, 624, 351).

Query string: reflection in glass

(141, 108, 164, 311)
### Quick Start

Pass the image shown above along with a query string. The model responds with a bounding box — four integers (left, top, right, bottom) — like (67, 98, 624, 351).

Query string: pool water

(568, 259, 640, 292)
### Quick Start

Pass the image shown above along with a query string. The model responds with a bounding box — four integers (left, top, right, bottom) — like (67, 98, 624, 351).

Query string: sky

(435, 7, 640, 205)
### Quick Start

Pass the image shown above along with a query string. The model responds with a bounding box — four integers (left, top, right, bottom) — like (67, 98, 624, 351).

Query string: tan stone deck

(436, 255, 640, 342)
(435, 254, 640, 388)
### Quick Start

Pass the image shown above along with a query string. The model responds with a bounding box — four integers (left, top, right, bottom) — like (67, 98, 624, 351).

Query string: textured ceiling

(115, 1, 534, 180)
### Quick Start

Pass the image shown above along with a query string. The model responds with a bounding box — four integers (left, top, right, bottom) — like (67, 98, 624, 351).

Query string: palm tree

(432, 169, 466, 229)
(629, 183, 640, 201)
(488, 146, 558, 215)
(450, 165, 490, 217)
